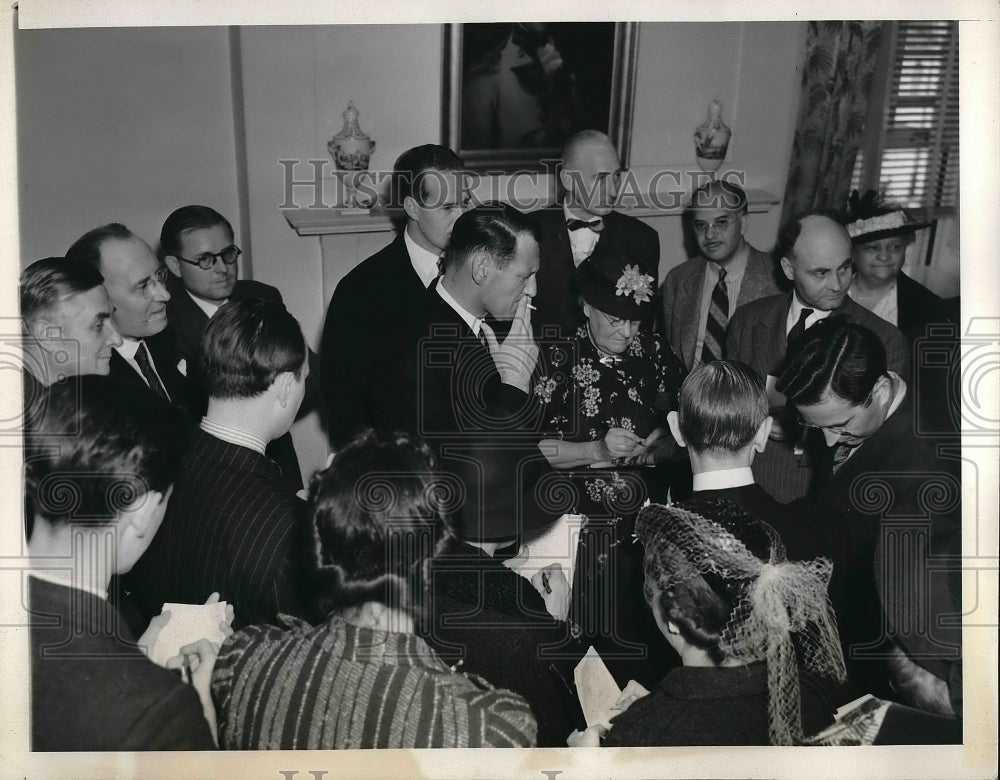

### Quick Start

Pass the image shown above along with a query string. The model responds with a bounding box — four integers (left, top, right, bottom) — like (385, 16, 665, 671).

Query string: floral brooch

(615, 265, 654, 304)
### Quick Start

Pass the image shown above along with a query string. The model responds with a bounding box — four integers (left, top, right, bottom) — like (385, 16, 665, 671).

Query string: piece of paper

(573, 646, 623, 728)
(149, 600, 229, 667)
(765, 374, 787, 409)
(503, 512, 584, 591)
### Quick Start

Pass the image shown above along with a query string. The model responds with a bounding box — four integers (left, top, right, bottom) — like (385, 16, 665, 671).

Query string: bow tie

(567, 218, 604, 233)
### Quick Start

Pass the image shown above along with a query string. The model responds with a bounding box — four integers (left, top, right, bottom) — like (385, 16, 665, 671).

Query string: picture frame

(443, 22, 640, 171)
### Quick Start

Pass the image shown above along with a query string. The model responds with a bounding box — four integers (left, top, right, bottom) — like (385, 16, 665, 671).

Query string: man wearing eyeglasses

(159, 204, 307, 491)
(533, 130, 660, 340)
(661, 180, 780, 371)
(778, 319, 961, 721)
(67, 223, 187, 406)
(724, 212, 908, 503)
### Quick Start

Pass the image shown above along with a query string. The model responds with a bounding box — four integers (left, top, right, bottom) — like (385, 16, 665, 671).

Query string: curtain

(780, 21, 884, 226)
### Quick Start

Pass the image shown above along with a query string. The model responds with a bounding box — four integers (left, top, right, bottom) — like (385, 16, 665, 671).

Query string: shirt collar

(711, 242, 749, 281)
(787, 292, 835, 334)
(187, 289, 226, 318)
(115, 337, 143, 361)
(692, 467, 755, 492)
(200, 416, 267, 455)
(436, 280, 485, 336)
(404, 225, 442, 289)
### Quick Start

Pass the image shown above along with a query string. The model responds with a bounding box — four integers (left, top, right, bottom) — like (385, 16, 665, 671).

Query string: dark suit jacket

(320, 233, 431, 447)
(692, 483, 824, 562)
(29, 576, 213, 750)
(895, 271, 951, 344)
(370, 285, 551, 542)
(662, 246, 782, 370)
(422, 539, 585, 747)
(109, 328, 191, 412)
(798, 392, 962, 703)
(725, 293, 909, 503)
(532, 207, 661, 339)
(165, 276, 304, 491)
(122, 428, 311, 630)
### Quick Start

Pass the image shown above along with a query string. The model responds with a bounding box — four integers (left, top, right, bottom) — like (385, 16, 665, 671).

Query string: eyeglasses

(801, 392, 872, 437)
(140, 266, 171, 299)
(692, 216, 738, 234)
(175, 245, 242, 271)
(597, 310, 639, 329)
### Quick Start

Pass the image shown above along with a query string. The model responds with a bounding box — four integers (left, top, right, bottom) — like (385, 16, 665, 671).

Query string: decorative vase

(693, 98, 732, 175)
(328, 101, 375, 171)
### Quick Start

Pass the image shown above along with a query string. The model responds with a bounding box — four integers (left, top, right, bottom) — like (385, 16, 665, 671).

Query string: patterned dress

(532, 325, 686, 688)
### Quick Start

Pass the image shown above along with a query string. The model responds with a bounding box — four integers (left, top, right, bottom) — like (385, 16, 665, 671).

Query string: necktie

(478, 321, 494, 350)
(787, 307, 814, 350)
(832, 442, 853, 473)
(134, 341, 170, 402)
(566, 218, 604, 233)
(700, 267, 729, 364)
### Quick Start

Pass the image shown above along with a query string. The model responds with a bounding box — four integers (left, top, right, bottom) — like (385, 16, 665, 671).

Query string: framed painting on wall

(443, 22, 640, 170)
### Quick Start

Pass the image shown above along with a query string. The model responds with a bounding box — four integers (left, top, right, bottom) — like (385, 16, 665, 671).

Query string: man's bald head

(778, 212, 854, 311)
(559, 130, 621, 218)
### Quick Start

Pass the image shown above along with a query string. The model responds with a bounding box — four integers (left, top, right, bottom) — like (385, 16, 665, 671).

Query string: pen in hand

(181, 653, 192, 684)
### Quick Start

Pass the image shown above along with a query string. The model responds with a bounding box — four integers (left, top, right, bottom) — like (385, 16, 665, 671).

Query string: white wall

(16, 26, 242, 261)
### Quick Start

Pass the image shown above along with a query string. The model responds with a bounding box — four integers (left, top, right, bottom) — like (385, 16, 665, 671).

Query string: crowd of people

(21, 129, 962, 750)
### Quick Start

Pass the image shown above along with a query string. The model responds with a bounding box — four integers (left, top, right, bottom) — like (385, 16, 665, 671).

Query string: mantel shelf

(283, 188, 780, 237)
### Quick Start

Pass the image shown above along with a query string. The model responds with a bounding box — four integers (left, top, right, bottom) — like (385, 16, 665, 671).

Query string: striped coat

(212, 615, 537, 749)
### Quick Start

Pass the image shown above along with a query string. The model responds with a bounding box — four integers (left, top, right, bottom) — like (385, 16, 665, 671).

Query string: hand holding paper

(148, 594, 231, 667)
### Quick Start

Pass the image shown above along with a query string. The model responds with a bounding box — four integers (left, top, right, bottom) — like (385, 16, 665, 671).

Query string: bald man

(662, 180, 781, 370)
(725, 212, 908, 502)
(532, 130, 660, 338)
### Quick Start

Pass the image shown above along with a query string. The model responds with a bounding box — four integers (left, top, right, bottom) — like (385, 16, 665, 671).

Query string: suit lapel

(677, 263, 707, 369)
(759, 293, 791, 369)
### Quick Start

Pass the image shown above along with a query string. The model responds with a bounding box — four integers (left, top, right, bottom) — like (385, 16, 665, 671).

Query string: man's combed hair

(678, 360, 768, 453)
(389, 144, 465, 210)
(307, 430, 453, 617)
(20, 257, 105, 327)
(777, 319, 887, 407)
(65, 223, 135, 271)
(201, 298, 306, 399)
(688, 180, 748, 215)
(159, 205, 234, 259)
(25, 376, 187, 531)
(441, 202, 540, 273)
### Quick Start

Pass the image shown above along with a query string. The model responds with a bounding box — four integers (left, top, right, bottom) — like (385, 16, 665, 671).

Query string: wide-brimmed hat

(576, 249, 657, 322)
(844, 189, 929, 245)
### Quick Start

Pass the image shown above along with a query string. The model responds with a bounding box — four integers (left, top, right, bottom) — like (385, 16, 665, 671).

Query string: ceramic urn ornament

(694, 98, 732, 175)
(327, 101, 377, 210)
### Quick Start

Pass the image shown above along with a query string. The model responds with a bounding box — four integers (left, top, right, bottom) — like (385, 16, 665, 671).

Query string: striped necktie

(832, 442, 853, 473)
(134, 340, 170, 402)
(700, 267, 729, 364)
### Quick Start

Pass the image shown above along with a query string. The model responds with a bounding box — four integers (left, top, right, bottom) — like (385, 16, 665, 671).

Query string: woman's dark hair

(641, 497, 776, 664)
(308, 430, 454, 619)
(777, 319, 887, 407)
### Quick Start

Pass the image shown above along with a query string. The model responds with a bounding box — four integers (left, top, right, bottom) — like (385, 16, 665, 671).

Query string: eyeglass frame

(799, 390, 874, 438)
(691, 215, 740, 235)
(173, 245, 242, 271)
(139, 266, 171, 299)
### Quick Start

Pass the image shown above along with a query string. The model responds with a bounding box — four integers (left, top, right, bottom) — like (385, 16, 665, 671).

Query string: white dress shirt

(404, 226, 442, 289)
(114, 338, 171, 398)
(694, 245, 750, 362)
(786, 293, 835, 335)
(563, 203, 602, 266)
(187, 289, 226, 319)
(200, 416, 267, 455)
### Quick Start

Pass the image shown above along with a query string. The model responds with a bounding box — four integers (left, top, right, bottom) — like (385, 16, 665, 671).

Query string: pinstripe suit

(726, 293, 909, 503)
(123, 428, 310, 629)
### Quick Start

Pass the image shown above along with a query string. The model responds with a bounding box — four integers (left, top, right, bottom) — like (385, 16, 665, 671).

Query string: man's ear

(124, 487, 172, 540)
(30, 315, 60, 352)
(666, 410, 686, 449)
(402, 194, 420, 223)
(274, 371, 295, 406)
(738, 212, 749, 238)
(870, 374, 893, 406)
(752, 415, 773, 453)
(558, 167, 573, 196)
(164, 255, 182, 278)
(471, 251, 493, 284)
(779, 255, 795, 282)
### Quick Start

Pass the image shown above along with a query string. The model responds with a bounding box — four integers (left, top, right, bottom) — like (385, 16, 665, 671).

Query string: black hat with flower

(844, 189, 929, 245)
(576, 248, 657, 322)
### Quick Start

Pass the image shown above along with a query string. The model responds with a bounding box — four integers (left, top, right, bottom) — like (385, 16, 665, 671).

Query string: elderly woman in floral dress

(533, 250, 686, 687)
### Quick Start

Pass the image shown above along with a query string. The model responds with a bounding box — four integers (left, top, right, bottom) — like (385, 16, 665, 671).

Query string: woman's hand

(567, 724, 607, 747)
(167, 638, 222, 746)
(592, 427, 643, 467)
(530, 563, 572, 621)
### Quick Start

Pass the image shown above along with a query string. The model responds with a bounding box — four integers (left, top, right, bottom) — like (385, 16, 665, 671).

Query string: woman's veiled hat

(844, 189, 929, 245)
(576, 246, 657, 322)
